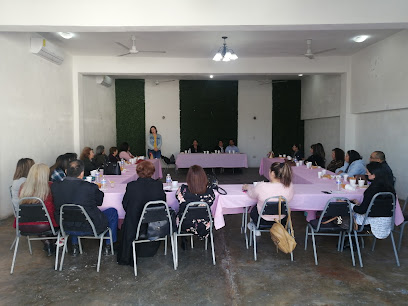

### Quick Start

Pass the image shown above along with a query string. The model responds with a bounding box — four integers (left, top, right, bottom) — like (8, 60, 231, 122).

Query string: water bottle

(336, 178, 341, 191)
(101, 176, 107, 189)
(166, 174, 172, 187)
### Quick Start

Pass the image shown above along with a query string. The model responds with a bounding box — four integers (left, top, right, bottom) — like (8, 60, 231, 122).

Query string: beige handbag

(269, 197, 296, 254)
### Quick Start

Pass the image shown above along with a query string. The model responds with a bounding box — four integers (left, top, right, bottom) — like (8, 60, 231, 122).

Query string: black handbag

(104, 162, 121, 175)
(146, 209, 177, 241)
(207, 173, 227, 195)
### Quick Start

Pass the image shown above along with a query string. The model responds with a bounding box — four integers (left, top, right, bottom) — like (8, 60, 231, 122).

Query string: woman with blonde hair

(18, 163, 58, 256)
(243, 162, 294, 226)
(11, 158, 35, 210)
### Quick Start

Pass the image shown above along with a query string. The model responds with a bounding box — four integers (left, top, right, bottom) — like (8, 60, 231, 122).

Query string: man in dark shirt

(369, 151, 395, 185)
(51, 160, 118, 256)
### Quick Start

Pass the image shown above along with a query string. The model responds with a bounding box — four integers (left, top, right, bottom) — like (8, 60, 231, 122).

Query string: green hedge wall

(115, 79, 146, 156)
(180, 80, 238, 151)
(272, 80, 304, 156)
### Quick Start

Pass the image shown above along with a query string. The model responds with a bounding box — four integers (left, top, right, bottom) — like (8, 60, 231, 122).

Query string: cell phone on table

(321, 191, 331, 194)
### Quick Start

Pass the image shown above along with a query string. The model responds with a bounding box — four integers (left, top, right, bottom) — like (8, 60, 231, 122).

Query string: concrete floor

(1, 168, 407, 305)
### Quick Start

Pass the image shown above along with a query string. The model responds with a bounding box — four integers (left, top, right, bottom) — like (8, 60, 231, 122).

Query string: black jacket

(93, 154, 108, 169)
(51, 177, 108, 233)
(189, 145, 203, 153)
(305, 154, 326, 168)
(353, 184, 395, 217)
(83, 158, 96, 176)
(117, 177, 166, 265)
(108, 154, 120, 163)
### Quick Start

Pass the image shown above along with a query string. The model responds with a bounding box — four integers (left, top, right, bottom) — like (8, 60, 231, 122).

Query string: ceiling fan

(116, 35, 166, 57)
(304, 39, 336, 59)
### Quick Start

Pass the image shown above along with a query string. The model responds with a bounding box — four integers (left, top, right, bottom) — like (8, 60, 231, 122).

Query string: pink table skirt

(103, 159, 163, 184)
(176, 153, 248, 169)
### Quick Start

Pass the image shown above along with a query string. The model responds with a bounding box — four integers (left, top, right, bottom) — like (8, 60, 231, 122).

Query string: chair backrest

(402, 196, 408, 213)
(256, 196, 288, 228)
(359, 192, 396, 231)
(9, 186, 17, 217)
(59, 204, 98, 237)
(17, 197, 57, 235)
(178, 201, 213, 234)
(135, 200, 173, 240)
(315, 197, 352, 231)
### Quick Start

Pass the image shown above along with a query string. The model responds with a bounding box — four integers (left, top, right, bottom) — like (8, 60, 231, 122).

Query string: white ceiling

(40, 29, 402, 58)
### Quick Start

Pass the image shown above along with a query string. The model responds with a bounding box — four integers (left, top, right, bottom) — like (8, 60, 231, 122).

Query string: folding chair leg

(390, 232, 400, 267)
(10, 237, 16, 251)
(241, 212, 244, 234)
(96, 238, 103, 272)
(210, 230, 216, 265)
(59, 238, 69, 271)
(78, 238, 83, 254)
(10, 236, 20, 274)
(164, 236, 168, 255)
(170, 235, 177, 270)
(249, 227, 253, 247)
(253, 230, 257, 261)
(304, 226, 309, 250)
(205, 237, 208, 250)
(361, 237, 365, 249)
(133, 242, 137, 276)
(354, 231, 363, 268)
(27, 236, 32, 255)
(55, 233, 60, 271)
(341, 232, 346, 252)
(174, 234, 178, 269)
(311, 231, 318, 265)
(348, 232, 356, 267)
(371, 237, 377, 251)
(398, 223, 406, 251)
(190, 235, 194, 249)
(337, 233, 342, 251)
(109, 229, 114, 255)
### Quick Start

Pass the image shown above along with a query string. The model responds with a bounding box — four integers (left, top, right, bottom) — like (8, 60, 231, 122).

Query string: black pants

(250, 209, 287, 227)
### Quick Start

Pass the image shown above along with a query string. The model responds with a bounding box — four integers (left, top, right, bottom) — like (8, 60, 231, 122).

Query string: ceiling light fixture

(210, 75, 214, 78)
(298, 74, 303, 77)
(58, 32, 74, 39)
(352, 35, 369, 43)
(213, 36, 238, 62)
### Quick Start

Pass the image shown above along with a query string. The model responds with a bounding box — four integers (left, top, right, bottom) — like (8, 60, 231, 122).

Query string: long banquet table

(175, 153, 248, 169)
(98, 158, 404, 230)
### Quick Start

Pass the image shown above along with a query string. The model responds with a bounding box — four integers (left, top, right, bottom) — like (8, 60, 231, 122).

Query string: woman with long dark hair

(335, 150, 366, 177)
(326, 148, 345, 173)
(175, 165, 215, 239)
(304, 143, 326, 168)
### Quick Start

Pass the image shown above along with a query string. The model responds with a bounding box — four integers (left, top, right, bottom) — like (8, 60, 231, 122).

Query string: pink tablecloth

(104, 159, 163, 184)
(176, 153, 248, 169)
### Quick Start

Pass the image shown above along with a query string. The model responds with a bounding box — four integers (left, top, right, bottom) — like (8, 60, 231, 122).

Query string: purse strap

(283, 198, 295, 238)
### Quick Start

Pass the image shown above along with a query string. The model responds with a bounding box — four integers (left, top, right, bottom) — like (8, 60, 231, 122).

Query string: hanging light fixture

(213, 36, 238, 62)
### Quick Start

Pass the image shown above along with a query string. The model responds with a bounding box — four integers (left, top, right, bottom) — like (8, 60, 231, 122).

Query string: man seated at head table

(369, 151, 395, 185)
(225, 139, 240, 153)
(214, 140, 225, 153)
(51, 160, 118, 257)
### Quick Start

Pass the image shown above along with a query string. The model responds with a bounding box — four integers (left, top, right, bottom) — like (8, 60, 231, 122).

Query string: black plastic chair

(353, 192, 399, 267)
(173, 202, 215, 269)
(245, 196, 293, 261)
(11, 197, 58, 274)
(132, 201, 175, 276)
(57, 204, 113, 272)
(304, 197, 355, 266)
(397, 196, 408, 251)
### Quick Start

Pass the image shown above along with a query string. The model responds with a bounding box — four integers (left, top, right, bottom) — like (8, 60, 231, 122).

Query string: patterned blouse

(326, 160, 344, 173)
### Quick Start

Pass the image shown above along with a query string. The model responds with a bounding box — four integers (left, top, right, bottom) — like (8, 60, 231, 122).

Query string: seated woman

(291, 144, 304, 160)
(119, 142, 135, 161)
(117, 161, 166, 266)
(50, 155, 67, 182)
(80, 147, 96, 176)
(176, 165, 215, 240)
(147, 126, 162, 159)
(188, 139, 203, 153)
(243, 162, 294, 225)
(304, 143, 326, 168)
(335, 150, 366, 177)
(93, 145, 108, 169)
(11, 158, 35, 211)
(352, 162, 396, 238)
(108, 146, 120, 163)
(18, 163, 58, 256)
(326, 148, 345, 173)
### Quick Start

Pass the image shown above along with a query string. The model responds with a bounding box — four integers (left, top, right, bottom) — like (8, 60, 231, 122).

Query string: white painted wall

(81, 75, 116, 150)
(238, 81, 272, 167)
(350, 30, 408, 199)
(304, 117, 341, 159)
(145, 80, 180, 158)
(0, 33, 73, 218)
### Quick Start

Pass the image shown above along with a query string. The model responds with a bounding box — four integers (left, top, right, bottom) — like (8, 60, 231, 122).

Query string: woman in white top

(11, 158, 35, 211)
(243, 162, 294, 225)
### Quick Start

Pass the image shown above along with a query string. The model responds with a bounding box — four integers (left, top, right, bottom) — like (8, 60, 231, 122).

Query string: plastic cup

(318, 171, 323, 178)
(172, 181, 178, 189)
(343, 174, 349, 181)
(283, 154, 286, 158)
(253, 182, 258, 187)
(86, 176, 92, 182)
(350, 179, 357, 187)
(322, 169, 327, 175)
(358, 180, 365, 187)
(110, 181, 115, 188)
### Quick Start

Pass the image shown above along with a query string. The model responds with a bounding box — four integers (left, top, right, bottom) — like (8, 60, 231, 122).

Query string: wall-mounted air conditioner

(30, 37, 64, 65)
(96, 76, 113, 87)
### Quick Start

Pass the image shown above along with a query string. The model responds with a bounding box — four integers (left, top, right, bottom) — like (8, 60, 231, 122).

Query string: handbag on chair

(104, 162, 121, 175)
(269, 197, 297, 254)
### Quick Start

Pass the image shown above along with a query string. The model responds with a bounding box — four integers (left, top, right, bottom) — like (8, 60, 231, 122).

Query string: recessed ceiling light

(298, 74, 303, 77)
(210, 75, 214, 79)
(58, 32, 74, 39)
(352, 35, 369, 43)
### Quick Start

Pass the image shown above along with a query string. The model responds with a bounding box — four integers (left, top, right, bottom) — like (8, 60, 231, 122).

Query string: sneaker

(247, 222, 255, 231)
(255, 230, 262, 237)
(56, 237, 65, 247)
(72, 244, 80, 257)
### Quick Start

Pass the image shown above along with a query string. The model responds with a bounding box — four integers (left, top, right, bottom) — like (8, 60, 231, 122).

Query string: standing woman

(11, 158, 35, 211)
(18, 164, 58, 256)
(147, 126, 162, 159)
(175, 165, 215, 240)
(80, 147, 96, 176)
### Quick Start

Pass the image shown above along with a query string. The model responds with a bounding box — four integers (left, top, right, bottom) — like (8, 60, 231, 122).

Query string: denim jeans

(70, 208, 118, 245)
(148, 149, 161, 159)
